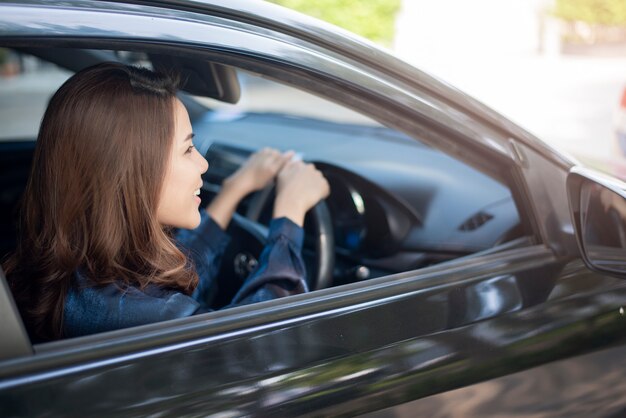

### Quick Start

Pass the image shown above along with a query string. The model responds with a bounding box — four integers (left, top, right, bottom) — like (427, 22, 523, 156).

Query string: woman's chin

(184, 213, 202, 230)
(161, 213, 201, 230)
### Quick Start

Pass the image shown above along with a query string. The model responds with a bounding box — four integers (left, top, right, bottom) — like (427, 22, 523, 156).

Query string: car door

(1, 2, 626, 417)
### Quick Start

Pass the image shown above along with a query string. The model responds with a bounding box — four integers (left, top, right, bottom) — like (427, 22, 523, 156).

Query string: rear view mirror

(568, 167, 626, 275)
(150, 54, 241, 104)
(18, 48, 242, 104)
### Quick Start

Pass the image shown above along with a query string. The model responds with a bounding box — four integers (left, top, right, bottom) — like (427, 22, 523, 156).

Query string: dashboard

(320, 163, 419, 258)
(196, 111, 523, 278)
(203, 143, 419, 257)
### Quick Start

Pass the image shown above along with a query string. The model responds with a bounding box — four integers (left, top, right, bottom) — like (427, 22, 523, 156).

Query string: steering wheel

(245, 184, 334, 290)
(210, 184, 334, 308)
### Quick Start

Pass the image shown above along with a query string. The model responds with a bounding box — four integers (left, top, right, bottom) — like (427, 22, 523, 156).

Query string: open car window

(194, 70, 378, 126)
(0, 49, 71, 142)
(191, 68, 524, 271)
(1, 47, 527, 343)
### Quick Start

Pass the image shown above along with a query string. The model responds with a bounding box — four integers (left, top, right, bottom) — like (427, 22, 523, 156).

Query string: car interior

(0, 46, 530, 350)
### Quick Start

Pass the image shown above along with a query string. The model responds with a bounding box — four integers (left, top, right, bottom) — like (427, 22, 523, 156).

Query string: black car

(1, 1, 626, 417)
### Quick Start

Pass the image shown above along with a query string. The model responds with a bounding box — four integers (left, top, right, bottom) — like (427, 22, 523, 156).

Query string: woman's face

(157, 99, 208, 229)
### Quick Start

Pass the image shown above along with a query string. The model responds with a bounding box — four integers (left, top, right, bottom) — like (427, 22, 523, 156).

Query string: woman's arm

(194, 153, 329, 307)
(206, 148, 293, 229)
(230, 160, 330, 304)
(272, 160, 330, 226)
(231, 216, 307, 305)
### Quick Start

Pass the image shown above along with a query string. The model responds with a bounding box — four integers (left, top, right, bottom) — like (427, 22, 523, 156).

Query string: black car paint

(1, 1, 626, 417)
(3, 253, 626, 416)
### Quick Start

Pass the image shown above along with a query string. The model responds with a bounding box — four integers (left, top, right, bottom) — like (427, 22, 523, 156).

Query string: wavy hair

(4, 62, 198, 341)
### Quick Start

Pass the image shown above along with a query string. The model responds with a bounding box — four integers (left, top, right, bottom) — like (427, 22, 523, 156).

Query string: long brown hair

(4, 62, 198, 341)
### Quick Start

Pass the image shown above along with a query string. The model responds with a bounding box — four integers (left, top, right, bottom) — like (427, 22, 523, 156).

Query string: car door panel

(3, 250, 625, 416)
(365, 344, 626, 418)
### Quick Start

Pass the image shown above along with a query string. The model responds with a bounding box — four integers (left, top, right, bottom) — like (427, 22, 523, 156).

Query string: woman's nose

(198, 153, 209, 174)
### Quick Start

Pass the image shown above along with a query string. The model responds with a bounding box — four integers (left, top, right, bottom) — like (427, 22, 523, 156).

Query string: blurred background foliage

(554, 0, 626, 26)
(267, 0, 401, 45)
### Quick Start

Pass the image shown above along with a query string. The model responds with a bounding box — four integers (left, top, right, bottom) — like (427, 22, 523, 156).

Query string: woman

(4, 62, 329, 342)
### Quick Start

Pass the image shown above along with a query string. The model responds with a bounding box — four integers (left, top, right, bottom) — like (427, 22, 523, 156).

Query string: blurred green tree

(267, 0, 401, 45)
(554, 0, 626, 26)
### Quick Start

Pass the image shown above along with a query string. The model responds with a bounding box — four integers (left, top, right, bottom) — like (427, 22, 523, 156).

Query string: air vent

(459, 211, 493, 231)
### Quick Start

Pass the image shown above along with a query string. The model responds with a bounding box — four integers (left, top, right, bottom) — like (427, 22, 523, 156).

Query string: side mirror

(567, 167, 626, 276)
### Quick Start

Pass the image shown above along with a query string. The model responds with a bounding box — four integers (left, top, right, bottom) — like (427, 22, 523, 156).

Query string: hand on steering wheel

(231, 148, 293, 192)
(273, 159, 330, 226)
(244, 157, 335, 291)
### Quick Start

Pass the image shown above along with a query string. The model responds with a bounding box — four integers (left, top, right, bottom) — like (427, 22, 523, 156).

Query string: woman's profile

(3, 62, 329, 342)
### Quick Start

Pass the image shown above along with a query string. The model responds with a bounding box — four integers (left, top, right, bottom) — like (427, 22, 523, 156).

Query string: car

(2, 1, 626, 417)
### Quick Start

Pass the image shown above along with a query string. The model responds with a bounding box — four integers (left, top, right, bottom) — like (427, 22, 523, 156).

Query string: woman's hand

(207, 148, 291, 230)
(273, 160, 330, 227)
(225, 148, 293, 196)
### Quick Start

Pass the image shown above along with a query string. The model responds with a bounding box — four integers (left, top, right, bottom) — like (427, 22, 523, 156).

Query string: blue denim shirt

(63, 212, 308, 337)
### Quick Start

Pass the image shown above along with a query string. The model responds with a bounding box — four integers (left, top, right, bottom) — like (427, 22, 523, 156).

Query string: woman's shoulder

(63, 271, 200, 338)
(71, 270, 183, 299)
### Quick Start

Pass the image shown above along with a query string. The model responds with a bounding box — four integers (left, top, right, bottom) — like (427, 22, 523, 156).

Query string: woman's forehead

(173, 99, 192, 140)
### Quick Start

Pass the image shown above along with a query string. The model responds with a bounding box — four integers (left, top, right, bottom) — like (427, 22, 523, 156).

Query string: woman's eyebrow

(183, 133, 195, 142)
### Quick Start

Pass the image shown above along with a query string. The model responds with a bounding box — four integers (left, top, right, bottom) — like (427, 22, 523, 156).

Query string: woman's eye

(185, 145, 195, 154)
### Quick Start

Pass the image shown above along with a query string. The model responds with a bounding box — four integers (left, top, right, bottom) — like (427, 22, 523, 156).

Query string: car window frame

(0, 3, 550, 366)
(0, 43, 543, 360)
(0, 243, 555, 378)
